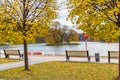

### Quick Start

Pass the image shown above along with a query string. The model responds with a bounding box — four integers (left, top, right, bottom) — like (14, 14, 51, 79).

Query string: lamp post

(83, 34, 89, 50)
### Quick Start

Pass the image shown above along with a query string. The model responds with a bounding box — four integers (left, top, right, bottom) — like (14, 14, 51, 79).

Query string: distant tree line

(45, 28, 79, 43)
(35, 21, 79, 43)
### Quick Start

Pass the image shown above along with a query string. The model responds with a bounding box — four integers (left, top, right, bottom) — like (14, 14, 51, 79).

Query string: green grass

(0, 61, 118, 80)
(0, 58, 22, 64)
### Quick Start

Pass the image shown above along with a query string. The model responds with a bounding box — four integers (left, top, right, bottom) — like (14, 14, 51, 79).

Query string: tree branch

(94, 5, 117, 24)
(6, 0, 22, 21)
(26, 0, 42, 19)
(27, 0, 48, 22)
(10, 15, 23, 32)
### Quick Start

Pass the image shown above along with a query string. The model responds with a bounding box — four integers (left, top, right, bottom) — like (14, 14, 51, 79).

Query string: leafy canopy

(68, 0, 120, 42)
(0, 0, 57, 44)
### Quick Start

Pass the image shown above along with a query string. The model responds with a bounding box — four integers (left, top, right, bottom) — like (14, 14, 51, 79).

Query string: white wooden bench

(4, 50, 23, 59)
(66, 50, 90, 61)
(108, 51, 119, 63)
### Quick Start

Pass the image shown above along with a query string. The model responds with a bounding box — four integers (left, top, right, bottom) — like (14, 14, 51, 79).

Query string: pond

(0, 42, 119, 56)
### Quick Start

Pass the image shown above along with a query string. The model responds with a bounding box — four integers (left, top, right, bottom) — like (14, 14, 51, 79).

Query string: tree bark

(22, 0, 29, 70)
(118, 36, 120, 79)
(115, 36, 120, 80)
(23, 39, 29, 70)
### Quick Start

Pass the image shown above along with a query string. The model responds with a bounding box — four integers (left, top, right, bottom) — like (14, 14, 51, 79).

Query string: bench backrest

(4, 50, 20, 55)
(108, 51, 119, 58)
(66, 50, 89, 57)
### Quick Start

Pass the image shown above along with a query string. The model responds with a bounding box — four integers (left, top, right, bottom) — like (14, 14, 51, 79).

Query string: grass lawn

(0, 61, 118, 80)
(0, 58, 22, 64)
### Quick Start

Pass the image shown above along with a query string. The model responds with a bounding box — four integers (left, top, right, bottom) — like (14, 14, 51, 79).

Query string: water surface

(0, 42, 118, 56)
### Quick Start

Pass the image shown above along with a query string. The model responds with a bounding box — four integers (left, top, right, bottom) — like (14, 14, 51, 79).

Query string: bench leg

(108, 52, 110, 63)
(66, 56, 70, 61)
(20, 54, 23, 60)
(22, 55, 23, 60)
(88, 56, 90, 62)
(5, 55, 9, 58)
(108, 58, 110, 63)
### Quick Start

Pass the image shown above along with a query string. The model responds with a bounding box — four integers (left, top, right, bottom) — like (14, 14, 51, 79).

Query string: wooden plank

(66, 50, 90, 61)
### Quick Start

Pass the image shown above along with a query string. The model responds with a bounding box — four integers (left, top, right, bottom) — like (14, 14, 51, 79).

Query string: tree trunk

(23, 39, 29, 70)
(118, 36, 120, 78)
(115, 36, 120, 80)
(23, 0, 29, 70)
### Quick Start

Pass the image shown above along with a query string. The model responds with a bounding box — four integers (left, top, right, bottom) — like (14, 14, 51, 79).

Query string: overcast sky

(56, 0, 83, 33)
(55, 0, 74, 26)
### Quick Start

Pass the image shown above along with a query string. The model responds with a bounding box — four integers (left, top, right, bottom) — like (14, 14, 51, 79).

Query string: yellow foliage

(68, 0, 120, 42)
(0, 0, 57, 44)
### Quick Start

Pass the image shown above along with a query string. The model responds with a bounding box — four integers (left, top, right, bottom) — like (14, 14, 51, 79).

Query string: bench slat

(66, 50, 90, 61)
(4, 50, 23, 59)
(67, 51, 88, 57)
(108, 51, 119, 63)
(5, 50, 20, 55)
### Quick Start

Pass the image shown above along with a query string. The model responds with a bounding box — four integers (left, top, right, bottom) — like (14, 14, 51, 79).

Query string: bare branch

(29, 0, 37, 10)
(94, 5, 117, 24)
(26, 0, 42, 19)
(6, 0, 22, 21)
(114, 11, 119, 21)
(27, 0, 48, 21)
(35, 0, 48, 18)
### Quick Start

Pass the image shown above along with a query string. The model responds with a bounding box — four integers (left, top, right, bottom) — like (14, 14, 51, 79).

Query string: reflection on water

(0, 42, 119, 56)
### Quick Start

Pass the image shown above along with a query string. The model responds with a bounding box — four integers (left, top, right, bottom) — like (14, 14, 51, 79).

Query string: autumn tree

(46, 21, 79, 43)
(66, 29, 79, 42)
(61, 25, 68, 42)
(68, 0, 120, 79)
(45, 28, 79, 43)
(0, 0, 57, 70)
(45, 28, 62, 43)
(51, 21, 61, 29)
